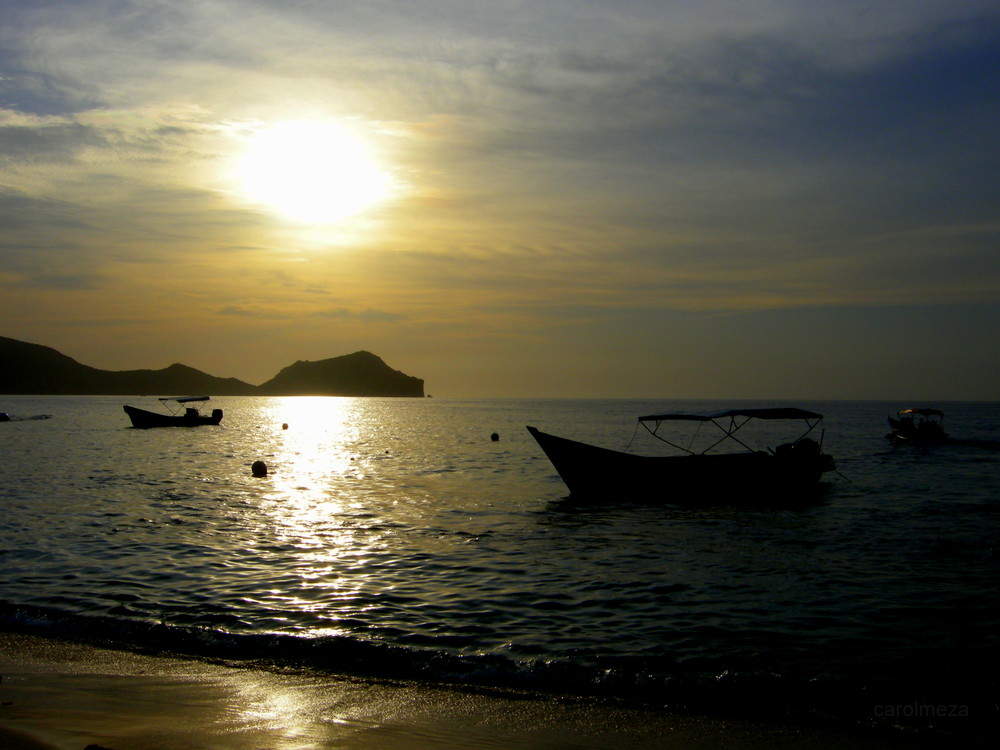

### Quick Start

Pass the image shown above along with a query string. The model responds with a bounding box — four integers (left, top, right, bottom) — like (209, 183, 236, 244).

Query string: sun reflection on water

(250, 397, 382, 633)
(262, 397, 362, 498)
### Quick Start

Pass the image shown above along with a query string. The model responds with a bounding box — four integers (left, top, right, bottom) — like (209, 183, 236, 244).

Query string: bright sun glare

(234, 121, 394, 225)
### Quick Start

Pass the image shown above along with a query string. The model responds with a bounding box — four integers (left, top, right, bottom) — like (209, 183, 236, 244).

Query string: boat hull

(124, 405, 223, 428)
(527, 426, 833, 502)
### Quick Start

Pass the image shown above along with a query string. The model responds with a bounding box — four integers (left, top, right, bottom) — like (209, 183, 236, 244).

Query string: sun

(233, 120, 394, 225)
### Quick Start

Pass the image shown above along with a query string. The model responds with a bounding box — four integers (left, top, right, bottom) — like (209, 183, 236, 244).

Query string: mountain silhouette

(257, 351, 424, 396)
(0, 336, 424, 397)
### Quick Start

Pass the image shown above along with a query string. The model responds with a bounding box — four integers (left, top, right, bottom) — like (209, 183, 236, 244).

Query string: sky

(1, 0, 998, 399)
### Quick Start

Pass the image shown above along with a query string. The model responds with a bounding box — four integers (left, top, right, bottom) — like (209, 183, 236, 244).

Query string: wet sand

(0, 632, 952, 750)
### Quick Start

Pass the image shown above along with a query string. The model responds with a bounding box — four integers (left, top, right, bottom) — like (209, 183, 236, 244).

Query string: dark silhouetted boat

(123, 396, 223, 428)
(527, 408, 835, 501)
(886, 408, 947, 445)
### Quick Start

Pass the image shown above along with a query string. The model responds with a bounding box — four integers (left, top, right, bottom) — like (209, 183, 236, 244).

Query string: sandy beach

(1, 631, 959, 750)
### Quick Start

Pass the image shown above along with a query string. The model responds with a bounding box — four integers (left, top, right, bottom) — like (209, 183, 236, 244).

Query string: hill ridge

(0, 336, 424, 397)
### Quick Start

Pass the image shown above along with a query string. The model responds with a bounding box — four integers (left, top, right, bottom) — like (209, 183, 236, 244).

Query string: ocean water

(2, 396, 999, 737)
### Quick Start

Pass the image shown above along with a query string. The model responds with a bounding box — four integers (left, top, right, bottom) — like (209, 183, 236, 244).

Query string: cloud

(0, 118, 105, 164)
(2, 270, 106, 290)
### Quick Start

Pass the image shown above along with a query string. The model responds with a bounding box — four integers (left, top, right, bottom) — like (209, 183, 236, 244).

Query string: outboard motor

(212, 408, 223, 422)
(792, 438, 820, 455)
(775, 438, 820, 460)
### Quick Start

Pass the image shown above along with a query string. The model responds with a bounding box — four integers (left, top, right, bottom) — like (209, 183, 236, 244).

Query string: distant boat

(886, 408, 947, 446)
(123, 396, 223, 428)
(527, 407, 836, 501)
(0, 412, 52, 422)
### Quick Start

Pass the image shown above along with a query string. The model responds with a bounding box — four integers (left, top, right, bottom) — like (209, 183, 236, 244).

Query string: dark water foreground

(1, 397, 998, 743)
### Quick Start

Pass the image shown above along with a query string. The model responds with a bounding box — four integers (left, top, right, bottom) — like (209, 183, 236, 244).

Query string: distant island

(0, 336, 424, 397)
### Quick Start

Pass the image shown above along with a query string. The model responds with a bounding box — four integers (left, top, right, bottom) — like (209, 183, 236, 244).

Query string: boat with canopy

(886, 408, 947, 445)
(527, 408, 835, 502)
(123, 396, 223, 428)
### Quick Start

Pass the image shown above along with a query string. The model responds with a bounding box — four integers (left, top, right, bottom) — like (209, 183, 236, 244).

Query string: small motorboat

(124, 396, 223, 428)
(528, 407, 836, 502)
(886, 408, 947, 445)
(0, 412, 51, 422)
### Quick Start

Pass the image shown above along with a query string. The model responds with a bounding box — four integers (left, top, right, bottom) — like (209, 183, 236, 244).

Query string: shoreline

(0, 631, 968, 750)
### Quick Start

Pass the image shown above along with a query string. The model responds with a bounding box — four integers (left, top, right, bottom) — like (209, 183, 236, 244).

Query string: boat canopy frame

(632, 408, 825, 456)
(896, 408, 944, 421)
(158, 396, 210, 415)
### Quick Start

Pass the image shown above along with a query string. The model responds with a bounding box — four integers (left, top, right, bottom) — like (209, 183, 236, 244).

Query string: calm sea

(2, 396, 999, 738)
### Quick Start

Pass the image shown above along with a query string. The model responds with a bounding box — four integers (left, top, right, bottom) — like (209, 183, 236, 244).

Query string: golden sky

(2, 1, 998, 398)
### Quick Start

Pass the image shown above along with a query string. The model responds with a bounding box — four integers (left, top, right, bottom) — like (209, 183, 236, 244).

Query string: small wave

(2, 600, 996, 740)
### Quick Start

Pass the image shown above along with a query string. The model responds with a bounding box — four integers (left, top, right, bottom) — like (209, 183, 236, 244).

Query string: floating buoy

(251, 460, 268, 477)
(491, 432, 500, 442)
(282, 423, 288, 430)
